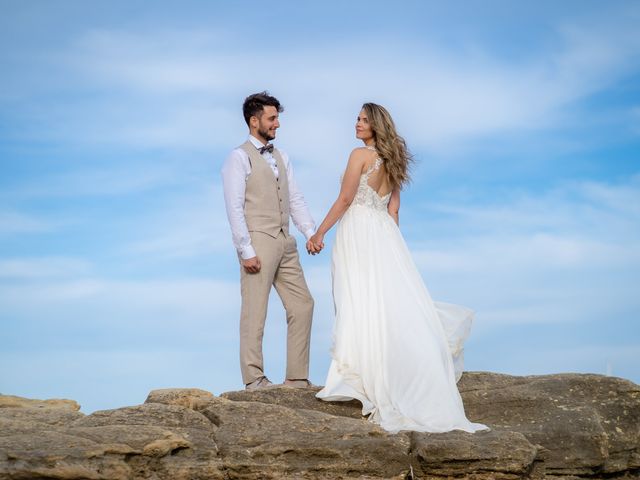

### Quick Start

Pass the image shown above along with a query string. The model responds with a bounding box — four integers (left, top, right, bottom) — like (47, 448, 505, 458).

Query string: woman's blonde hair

(362, 102, 413, 190)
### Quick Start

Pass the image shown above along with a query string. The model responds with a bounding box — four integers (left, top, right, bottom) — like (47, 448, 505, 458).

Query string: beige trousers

(239, 231, 314, 384)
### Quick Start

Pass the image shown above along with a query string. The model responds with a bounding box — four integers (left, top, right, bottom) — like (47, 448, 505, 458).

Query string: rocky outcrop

(0, 394, 81, 411)
(1, 372, 638, 479)
(0, 398, 223, 479)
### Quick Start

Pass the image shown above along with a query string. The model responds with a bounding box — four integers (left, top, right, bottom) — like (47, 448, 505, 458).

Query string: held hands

(306, 232, 325, 255)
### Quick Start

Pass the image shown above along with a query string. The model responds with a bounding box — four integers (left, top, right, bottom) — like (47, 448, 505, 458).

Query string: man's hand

(242, 256, 261, 273)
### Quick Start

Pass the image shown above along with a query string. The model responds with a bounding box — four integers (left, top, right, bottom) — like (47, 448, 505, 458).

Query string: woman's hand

(306, 232, 325, 255)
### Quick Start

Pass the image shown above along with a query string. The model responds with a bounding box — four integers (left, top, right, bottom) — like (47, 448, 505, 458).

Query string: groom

(221, 91, 319, 390)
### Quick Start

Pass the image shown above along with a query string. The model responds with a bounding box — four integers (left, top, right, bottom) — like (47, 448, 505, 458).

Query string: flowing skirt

(316, 204, 487, 433)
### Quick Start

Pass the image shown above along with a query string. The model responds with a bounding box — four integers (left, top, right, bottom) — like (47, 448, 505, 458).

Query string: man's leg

(273, 234, 314, 381)
(239, 232, 282, 385)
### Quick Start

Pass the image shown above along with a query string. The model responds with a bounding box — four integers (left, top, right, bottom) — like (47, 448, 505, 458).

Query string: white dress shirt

(221, 135, 316, 259)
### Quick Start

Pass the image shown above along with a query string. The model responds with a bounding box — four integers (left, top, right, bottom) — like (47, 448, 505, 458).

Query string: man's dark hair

(242, 91, 284, 126)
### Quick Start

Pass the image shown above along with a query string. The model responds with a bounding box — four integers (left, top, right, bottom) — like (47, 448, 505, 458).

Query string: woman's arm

(307, 149, 368, 252)
(388, 187, 400, 226)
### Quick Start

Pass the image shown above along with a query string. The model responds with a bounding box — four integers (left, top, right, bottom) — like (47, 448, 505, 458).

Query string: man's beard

(258, 127, 275, 141)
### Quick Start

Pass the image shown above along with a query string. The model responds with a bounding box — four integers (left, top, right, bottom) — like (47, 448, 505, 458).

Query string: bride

(307, 103, 487, 434)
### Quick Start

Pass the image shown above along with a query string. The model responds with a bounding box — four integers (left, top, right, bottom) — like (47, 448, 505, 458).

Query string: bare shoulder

(348, 146, 375, 165)
(350, 146, 376, 157)
(347, 147, 369, 174)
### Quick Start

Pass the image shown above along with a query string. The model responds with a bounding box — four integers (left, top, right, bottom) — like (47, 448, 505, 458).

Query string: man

(221, 91, 319, 390)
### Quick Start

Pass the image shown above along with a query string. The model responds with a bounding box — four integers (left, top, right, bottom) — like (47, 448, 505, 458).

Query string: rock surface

(0, 394, 80, 411)
(1, 372, 638, 479)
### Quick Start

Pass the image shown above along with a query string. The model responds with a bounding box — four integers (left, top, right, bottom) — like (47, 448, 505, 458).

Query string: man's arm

(282, 151, 316, 241)
(221, 149, 259, 270)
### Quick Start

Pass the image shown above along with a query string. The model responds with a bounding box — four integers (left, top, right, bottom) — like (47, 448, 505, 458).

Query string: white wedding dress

(316, 150, 488, 434)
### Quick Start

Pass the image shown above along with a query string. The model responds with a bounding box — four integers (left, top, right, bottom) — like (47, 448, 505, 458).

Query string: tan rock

(141, 432, 193, 457)
(410, 429, 539, 478)
(0, 401, 224, 479)
(0, 393, 80, 411)
(221, 384, 363, 419)
(459, 372, 640, 476)
(146, 387, 215, 410)
(0, 405, 84, 429)
(1, 373, 638, 479)
(198, 396, 413, 479)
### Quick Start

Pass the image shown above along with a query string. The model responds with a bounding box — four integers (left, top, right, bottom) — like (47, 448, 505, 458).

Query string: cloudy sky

(1, 0, 639, 413)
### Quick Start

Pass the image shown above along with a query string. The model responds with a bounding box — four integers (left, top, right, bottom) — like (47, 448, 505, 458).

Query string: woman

(308, 103, 487, 433)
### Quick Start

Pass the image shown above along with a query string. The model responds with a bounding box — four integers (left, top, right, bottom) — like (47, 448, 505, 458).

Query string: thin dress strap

(364, 146, 383, 176)
(365, 158, 383, 176)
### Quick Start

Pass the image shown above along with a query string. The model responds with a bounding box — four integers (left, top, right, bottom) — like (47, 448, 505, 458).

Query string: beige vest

(240, 141, 290, 238)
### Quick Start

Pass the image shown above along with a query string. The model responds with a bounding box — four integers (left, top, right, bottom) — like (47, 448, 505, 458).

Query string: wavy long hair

(362, 102, 413, 190)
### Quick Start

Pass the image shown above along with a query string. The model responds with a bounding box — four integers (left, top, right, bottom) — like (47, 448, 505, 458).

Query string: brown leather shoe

(245, 376, 273, 391)
(283, 379, 314, 388)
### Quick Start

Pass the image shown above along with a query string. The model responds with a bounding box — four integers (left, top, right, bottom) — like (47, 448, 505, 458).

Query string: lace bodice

(351, 148, 391, 211)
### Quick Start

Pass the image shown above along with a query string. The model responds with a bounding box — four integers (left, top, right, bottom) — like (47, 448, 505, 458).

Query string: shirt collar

(248, 135, 271, 150)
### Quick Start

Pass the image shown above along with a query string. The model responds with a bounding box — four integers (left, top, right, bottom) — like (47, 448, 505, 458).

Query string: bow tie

(259, 143, 274, 154)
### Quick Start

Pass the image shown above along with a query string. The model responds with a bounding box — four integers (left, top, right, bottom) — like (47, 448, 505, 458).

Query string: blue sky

(1, 1, 639, 413)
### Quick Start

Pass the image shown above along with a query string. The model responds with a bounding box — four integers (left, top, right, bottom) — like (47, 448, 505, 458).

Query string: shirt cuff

(239, 245, 257, 260)
(303, 227, 316, 240)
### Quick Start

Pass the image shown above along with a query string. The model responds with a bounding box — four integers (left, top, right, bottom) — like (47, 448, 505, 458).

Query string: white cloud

(401, 176, 640, 330)
(0, 276, 238, 319)
(0, 348, 240, 413)
(74, 7, 640, 148)
(413, 233, 638, 274)
(632, 106, 640, 135)
(123, 184, 229, 258)
(4, 164, 186, 198)
(2, 4, 634, 161)
(0, 257, 92, 279)
(417, 175, 640, 239)
(472, 343, 640, 381)
(66, 29, 239, 93)
(0, 210, 61, 235)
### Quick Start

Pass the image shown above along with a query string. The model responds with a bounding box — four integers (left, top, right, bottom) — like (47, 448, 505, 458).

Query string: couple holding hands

(221, 92, 486, 433)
